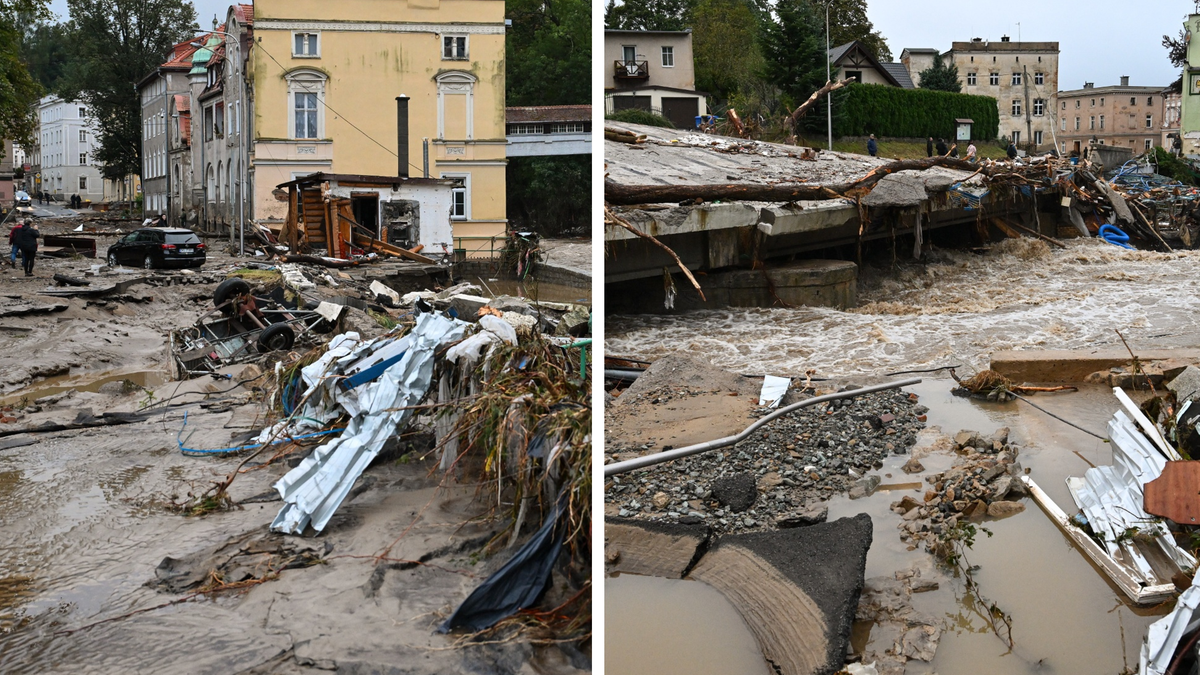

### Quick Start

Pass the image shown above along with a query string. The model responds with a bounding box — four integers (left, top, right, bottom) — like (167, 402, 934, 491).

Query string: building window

(78, 107, 85, 117)
(1148, 96, 1154, 106)
(1035, 72, 1044, 85)
(1075, 100, 1081, 108)
(1075, 117, 1080, 130)
(989, 72, 999, 85)
(293, 32, 319, 57)
(661, 45, 674, 67)
(1090, 116, 1095, 130)
(1033, 98, 1045, 116)
(967, 72, 977, 85)
(1131, 97, 1137, 105)
(436, 70, 477, 140)
(551, 122, 587, 133)
(1099, 115, 1105, 129)
(79, 130, 86, 142)
(507, 123, 541, 135)
(1012, 72, 1022, 85)
(79, 176, 87, 190)
(442, 173, 470, 220)
(1012, 130, 1021, 145)
(1035, 130, 1043, 145)
(1012, 100, 1022, 116)
(1146, 138, 1153, 150)
(214, 101, 224, 137)
(286, 69, 327, 140)
(78, 152, 86, 165)
(1100, 97, 1104, 106)
(1062, 101, 1067, 110)
(443, 35, 468, 60)
(1061, 117, 1066, 131)
(204, 105, 213, 141)
(1090, 98, 1095, 107)
(1147, 114, 1154, 128)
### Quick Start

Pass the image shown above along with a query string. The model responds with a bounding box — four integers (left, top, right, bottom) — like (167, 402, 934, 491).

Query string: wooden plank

(1022, 475, 1177, 604)
(351, 231, 436, 264)
(1144, 462, 1200, 525)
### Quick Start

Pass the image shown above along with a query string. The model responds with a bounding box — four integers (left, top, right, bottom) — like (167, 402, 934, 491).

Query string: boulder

(987, 501, 1026, 519)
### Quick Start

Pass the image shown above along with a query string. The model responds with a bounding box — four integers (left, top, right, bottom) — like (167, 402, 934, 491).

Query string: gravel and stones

(604, 388, 927, 534)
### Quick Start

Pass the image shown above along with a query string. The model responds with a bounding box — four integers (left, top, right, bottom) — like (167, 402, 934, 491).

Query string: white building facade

(36, 95, 104, 203)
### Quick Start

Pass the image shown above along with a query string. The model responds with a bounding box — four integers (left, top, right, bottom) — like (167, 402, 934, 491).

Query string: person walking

(867, 134, 878, 157)
(14, 219, 38, 277)
(927, 137, 934, 157)
(8, 219, 21, 268)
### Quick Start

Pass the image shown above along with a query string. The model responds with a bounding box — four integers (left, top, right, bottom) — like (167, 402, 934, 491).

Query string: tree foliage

(20, 19, 71, 92)
(507, 0, 590, 106)
(816, 0, 891, 62)
(918, 54, 961, 93)
(760, 0, 829, 132)
(506, 156, 589, 236)
(58, 0, 197, 180)
(691, 0, 761, 101)
(1164, 29, 1187, 69)
(0, 0, 50, 151)
(834, 83, 998, 140)
(604, 0, 691, 30)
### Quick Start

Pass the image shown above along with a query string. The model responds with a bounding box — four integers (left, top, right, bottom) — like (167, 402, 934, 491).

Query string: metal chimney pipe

(396, 95, 409, 178)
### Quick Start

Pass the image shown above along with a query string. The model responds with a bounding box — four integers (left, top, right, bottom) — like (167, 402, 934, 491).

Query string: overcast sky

(46, 0, 234, 32)
(871, 0, 1191, 90)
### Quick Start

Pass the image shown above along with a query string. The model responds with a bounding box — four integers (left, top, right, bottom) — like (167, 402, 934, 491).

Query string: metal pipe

(603, 377, 922, 477)
(605, 368, 643, 381)
(423, 137, 429, 178)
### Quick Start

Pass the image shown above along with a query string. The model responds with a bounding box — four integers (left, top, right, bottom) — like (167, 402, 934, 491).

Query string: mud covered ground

(0, 216, 589, 674)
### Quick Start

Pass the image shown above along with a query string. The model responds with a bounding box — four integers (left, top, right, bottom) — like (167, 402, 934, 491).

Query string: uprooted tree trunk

(785, 77, 855, 141)
(605, 156, 995, 206)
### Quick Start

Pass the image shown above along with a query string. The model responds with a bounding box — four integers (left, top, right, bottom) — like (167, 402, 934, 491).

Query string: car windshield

(165, 233, 201, 245)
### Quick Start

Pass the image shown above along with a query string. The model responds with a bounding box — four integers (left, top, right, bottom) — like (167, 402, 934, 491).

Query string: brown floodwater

(467, 275, 592, 305)
(605, 239, 1199, 674)
(0, 369, 167, 407)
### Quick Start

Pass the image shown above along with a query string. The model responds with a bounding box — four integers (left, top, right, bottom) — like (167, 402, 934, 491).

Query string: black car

(106, 228, 206, 269)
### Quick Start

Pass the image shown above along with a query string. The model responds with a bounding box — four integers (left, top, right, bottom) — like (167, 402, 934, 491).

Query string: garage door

(661, 97, 699, 131)
(613, 96, 652, 113)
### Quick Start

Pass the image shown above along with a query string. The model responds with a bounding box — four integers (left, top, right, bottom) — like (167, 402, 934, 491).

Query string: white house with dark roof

(828, 41, 913, 88)
(604, 29, 708, 130)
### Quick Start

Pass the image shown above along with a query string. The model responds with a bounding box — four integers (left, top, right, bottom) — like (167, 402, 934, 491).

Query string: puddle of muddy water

(606, 573, 770, 675)
(0, 369, 167, 406)
(467, 276, 591, 305)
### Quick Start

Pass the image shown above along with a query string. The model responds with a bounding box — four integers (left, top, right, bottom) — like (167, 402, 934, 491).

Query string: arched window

(216, 161, 223, 204)
(206, 164, 214, 204)
(285, 68, 327, 139)
(225, 163, 231, 205)
(435, 71, 476, 140)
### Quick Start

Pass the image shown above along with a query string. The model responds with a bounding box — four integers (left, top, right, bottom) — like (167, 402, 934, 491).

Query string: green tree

(1164, 29, 1187, 69)
(506, 155, 589, 236)
(20, 20, 72, 92)
(604, 0, 692, 31)
(692, 0, 761, 101)
(760, 0, 827, 130)
(507, 0, 590, 105)
(0, 0, 50, 151)
(918, 54, 961, 92)
(816, 0, 891, 62)
(58, 0, 197, 181)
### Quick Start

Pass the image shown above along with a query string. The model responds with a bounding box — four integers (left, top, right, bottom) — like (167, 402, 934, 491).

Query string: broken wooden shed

(275, 173, 458, 263)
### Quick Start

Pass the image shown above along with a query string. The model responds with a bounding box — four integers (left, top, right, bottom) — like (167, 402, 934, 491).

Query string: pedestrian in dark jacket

(1007, 141, 1019, 160)
(927, 137, 934, 157)
(949, 142, 959, 158)
(935, 138, 948, 156)
(867, 134, 878, 157)
(8, 221, 21, 268)
(13, 220, 38, 276)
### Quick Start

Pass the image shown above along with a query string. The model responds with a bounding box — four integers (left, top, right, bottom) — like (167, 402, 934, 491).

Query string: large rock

(712, 472, 758, 513)
(987, 501, 1026, 519)
(1168, 365, 1200, 403)
(691, 514, 873, 675)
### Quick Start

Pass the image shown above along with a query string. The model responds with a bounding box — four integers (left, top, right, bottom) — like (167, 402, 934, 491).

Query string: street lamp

(825, 0, 835, 151)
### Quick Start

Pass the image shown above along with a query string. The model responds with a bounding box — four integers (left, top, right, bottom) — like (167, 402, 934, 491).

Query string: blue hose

(177, 410, 344, 457)
(1099, 223, 1134, 250)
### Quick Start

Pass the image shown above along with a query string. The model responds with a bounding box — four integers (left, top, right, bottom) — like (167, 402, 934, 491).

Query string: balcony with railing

(613, 60, 649, 81)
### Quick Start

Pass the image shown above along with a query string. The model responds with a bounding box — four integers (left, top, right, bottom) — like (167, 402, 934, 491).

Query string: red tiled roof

(234, 4, 253, 25)
(173, 94, 190, 113)
(163, 37, 204, 68)
(506, 105, 591, 124)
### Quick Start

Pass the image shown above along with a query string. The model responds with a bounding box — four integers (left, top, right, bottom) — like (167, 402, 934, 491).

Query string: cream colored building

(604, 29, 707, 130)
(251, 0, 508, 254)
(1057, 78, 1165, 156)
(903, 37, 1059, 153)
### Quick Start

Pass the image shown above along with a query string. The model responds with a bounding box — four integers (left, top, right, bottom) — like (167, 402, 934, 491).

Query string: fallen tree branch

(605, 156, 993, 205)
(787, 77, 855, 126)
(604, 206, 706, 301)
(604, 127, 647, 144)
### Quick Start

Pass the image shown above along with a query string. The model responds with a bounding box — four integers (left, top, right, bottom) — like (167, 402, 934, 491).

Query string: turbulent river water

(606, 237, 1200, 675)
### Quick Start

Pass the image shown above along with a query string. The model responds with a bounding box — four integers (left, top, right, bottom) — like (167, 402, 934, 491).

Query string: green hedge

(605, 109, 675, 128)
(833, 83, 999, 141)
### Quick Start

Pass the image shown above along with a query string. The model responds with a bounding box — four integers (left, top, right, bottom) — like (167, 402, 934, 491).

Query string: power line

(254, 39, 428, 177)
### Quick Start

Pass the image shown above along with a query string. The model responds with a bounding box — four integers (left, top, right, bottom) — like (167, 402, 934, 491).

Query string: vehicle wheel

(213, 278, 251, 313)
(107, 252, 117, 267)
(143, 254, 154, 270)
(256, 323, 296, 353)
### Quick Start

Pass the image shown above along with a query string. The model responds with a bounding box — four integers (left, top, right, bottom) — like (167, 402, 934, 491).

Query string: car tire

(213, 278, 251, 313)
(256, 323, 296, 353)
(143, 254, 154, 270)
(107, 252, 117, 267)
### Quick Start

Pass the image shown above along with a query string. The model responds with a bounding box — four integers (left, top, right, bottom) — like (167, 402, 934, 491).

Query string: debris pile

(605, 387, 926, 533)
(892, 428, 1028, 549)
(854, 565, 943, 675)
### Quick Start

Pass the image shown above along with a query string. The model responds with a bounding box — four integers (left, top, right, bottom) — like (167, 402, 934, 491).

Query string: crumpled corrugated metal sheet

(1140, 585, 1200, 675)
(270, 313, 466, 534)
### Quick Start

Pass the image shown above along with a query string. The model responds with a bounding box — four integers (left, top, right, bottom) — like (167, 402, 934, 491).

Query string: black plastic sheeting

(439, 497, 564, 633)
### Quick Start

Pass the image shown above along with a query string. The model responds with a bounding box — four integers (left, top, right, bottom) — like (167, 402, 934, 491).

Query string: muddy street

(604, 238, 1200, 675)
(0, 217, 592, 674)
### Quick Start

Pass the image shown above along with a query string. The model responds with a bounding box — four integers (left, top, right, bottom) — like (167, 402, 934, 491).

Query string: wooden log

(604, 127, 647, 144)
(605, 156, 993, 205)
(787, 77, 855, 126)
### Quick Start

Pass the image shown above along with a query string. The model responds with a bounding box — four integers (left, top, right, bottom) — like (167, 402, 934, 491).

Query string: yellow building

(251, 0, 508, 254)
